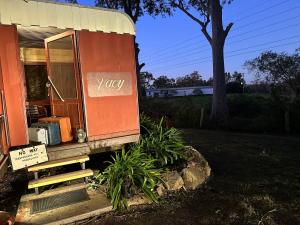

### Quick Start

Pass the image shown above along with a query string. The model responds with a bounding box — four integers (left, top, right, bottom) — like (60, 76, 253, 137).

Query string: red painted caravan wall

(0, 25, 28, 148)
(78, 31, 140, 140)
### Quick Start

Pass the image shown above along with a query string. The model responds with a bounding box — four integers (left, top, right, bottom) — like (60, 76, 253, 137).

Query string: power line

(232, 6, 300, 31)
(233, 0, 292, 23)
(148, 36, 300, 71)
(144, 22, 300, 65)
(149, 41, 299, 74)
(141, 12, 300, 62)
(140, 0, 292, 59)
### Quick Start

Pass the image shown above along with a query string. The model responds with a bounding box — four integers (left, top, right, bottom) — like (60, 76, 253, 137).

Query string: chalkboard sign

(9, 145, 48, 170)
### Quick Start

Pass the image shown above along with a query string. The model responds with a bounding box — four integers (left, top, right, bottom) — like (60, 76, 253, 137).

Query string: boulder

(181, 146, 211, 190)
(156, 184, 165, 196)
(161, 170, 184, 191)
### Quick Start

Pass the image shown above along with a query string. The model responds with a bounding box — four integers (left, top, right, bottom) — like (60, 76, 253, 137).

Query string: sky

(76, 0, 300, 83)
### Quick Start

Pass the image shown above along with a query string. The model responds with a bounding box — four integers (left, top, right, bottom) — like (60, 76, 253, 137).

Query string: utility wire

(143, 15, 300, 63)
(149, 41, 299, 73)
(233, 0, 291, 23)
(148, 35, 300, 70)
(144, 22, 300, 65)
(140, 0, 292, 58)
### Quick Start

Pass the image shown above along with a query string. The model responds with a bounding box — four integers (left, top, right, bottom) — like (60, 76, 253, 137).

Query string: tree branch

(201, 24, 212, 44)
(175, 2, 202, 25)
(174, 1, 212, 44)
(138, 63, 145, 71)
(223, 22, 233, 39)
(133, 0, 141, 23)
(124, 0, 133, 19)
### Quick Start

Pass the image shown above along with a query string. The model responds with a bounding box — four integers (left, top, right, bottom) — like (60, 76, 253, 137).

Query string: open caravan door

(44, 31, 84, 136)
(0, 60, 9, 177)
(77, 31, 140, 149)
(0, 25, 28, 177)
(0, 61, 9, 155)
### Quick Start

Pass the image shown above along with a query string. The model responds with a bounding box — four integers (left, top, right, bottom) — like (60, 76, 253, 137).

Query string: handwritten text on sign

(9, 145, 48, 170)
(87, 72, 132, 97)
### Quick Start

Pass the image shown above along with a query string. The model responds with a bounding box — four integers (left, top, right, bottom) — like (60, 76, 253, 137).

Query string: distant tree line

(140, 71, 213, 90)
(140, 70, 247, 94)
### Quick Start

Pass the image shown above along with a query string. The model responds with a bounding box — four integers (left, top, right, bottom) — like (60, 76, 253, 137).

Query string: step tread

(21, 183, 87, 202)
(28, 169, 93, 189)
(28, 155, 89, 172)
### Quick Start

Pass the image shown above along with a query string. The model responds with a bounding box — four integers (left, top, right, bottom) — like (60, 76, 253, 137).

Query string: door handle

(47, 76, 65, 102)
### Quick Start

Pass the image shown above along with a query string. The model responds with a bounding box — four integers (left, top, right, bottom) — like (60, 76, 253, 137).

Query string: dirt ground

(1, 130, 300, 225)
(78, 129, 300, 225)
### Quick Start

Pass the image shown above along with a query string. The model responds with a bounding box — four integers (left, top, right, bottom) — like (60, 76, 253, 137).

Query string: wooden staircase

(27, 155, 93, 194)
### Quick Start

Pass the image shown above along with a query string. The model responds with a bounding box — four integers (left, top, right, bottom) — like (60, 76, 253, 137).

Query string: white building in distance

(146, 86, 213, 98)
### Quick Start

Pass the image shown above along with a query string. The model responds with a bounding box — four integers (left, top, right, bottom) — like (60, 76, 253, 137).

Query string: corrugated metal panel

(0, 0, 135, 35)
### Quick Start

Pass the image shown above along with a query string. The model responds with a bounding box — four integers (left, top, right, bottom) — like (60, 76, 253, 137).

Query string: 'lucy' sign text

(87, 72, 132, 97)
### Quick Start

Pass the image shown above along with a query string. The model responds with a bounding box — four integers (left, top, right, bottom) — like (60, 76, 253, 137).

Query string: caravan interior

(18, 26, 85, 146)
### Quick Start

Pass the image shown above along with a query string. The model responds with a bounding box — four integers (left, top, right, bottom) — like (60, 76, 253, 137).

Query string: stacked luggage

(38, 117, 73, 142)
(31, 123, 61, 145)
(28, 116, 73, 146)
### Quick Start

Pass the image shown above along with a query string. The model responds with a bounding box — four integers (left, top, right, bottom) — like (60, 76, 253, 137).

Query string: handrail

(47, 76, 65, 102)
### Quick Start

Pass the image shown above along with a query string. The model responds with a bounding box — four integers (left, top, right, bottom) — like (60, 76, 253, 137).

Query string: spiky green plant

(92, 145, 161, 210)
(141, 117, 185, 167)
(140, 112, 157, 134)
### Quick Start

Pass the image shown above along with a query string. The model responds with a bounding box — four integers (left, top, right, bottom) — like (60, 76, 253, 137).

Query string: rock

(181, 166, 207, 190)
(161, 170, 184, 191)
(181, 146, 211, 190)
(156, 184, 165, 196)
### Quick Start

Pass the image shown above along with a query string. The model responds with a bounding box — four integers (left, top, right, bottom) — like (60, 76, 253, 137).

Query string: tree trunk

(209, 0, 229, 126)
(134, 36, 145, 101)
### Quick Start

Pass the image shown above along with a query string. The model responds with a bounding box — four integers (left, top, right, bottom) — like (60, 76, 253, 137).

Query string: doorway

(18, 26, 84, 140)
(45, 31, 84, 134)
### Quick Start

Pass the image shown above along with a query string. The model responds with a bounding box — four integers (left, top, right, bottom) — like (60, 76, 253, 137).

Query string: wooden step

(46, 143, 90, 161)
(28, 155, 89, 172)
(28, 169, 93, 189)
(21, 183, 87, 202)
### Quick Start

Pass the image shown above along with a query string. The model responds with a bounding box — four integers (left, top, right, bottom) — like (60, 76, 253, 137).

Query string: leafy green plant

(140, 112, 157, 134)
(91, 145, 161, 210)
(141, 117, 185, 167)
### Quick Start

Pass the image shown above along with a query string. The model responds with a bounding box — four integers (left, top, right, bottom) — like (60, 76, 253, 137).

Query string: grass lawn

(89, 129, 300, 225)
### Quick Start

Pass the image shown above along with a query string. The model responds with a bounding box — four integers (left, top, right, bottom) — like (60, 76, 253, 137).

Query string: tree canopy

(95, 0, 171, 23)
(245, 48, 300, 98)
(246, 48, 300, 132)
(153, 75, 176, 88)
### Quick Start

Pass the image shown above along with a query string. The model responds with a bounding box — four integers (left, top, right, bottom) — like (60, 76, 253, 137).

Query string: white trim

(0, 0, 135, 35)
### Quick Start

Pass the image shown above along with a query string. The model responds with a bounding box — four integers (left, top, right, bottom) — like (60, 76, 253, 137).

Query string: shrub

(91, 145, 161, 210)
(141, 117, 185, 167)
(140, 112, 157, 134)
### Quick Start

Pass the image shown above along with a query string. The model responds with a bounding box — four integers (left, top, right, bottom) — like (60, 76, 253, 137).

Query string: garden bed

(76, 129, 300, 225)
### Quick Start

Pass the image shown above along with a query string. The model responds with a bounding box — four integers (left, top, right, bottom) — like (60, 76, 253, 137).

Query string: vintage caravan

(0, 0, 140, 179)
